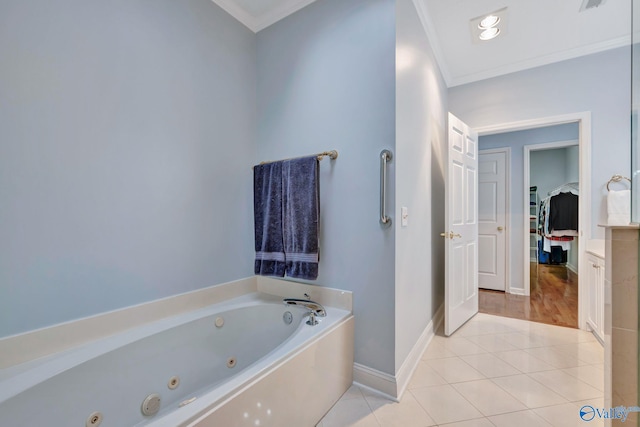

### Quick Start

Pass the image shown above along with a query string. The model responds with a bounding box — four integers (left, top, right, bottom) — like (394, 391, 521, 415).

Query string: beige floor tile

(552, 342, 604, 365)
(460, 353, 522, 378)
(528, 370, 602, 402)
(576, 396, 605, 409)
(488, 409, 552, 427)
(411, 384, 484, 425)
(438, 418, 495, 427)
(562, 365, 604, 392)
(454, 319, 518, 337)
(495, 332, 549, 349)
(407, 361, 448, 389)
(319, 396, 380, 427)
(525, 346, 584, 369)
(493, 350, 556, 373)
(438, 337, 489, 356)
(425, 357, 485, 383)
(491, 374, 567, 408)
(324, 315, 605, 427)
(421, 341, 457, 360)
(453, 379, 527, 416)
(464, 334, 519, 352)
(365, 391, 436, 427)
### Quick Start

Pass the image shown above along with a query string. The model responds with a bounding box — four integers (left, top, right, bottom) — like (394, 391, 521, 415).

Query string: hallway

(318, 313, 603, 427)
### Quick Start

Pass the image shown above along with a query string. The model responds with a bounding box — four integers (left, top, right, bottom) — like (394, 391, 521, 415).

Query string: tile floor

(317, 313, 604, 427)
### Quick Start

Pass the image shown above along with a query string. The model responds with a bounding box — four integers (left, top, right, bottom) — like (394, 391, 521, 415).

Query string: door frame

(478, 147, 511, 293)
(476, 111, 591, 331)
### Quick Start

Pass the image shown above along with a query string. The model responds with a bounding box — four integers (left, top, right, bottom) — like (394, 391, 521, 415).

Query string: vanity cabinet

(585, 251, 605, 343)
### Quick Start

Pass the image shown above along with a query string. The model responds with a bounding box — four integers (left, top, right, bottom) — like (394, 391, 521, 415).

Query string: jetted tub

(0, 291, 354, 426)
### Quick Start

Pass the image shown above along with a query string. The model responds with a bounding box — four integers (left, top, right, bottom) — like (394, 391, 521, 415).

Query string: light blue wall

(256, 0, 397, 374)
(531, 147, 575, 200)
(450, 47, 631, 240)
(0, 0, 257, 337)
(395, 0, 447, 372)
(479, 124, 578, 291)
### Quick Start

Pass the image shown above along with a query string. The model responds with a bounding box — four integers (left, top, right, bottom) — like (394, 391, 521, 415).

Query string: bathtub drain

(85, 411, 103, 427)
(227, 357, 237, 368)
(168, 376, 180, 390)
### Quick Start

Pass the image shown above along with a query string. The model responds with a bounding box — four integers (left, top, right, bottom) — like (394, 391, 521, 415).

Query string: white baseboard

(353, 363, 399, 402)
(395, 303, 444, 400)
(353, 303, 444, 400)
(508, 288, 526, 296)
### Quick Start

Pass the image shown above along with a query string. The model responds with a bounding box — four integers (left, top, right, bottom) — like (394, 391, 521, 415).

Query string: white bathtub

(0, 290, 354, 427)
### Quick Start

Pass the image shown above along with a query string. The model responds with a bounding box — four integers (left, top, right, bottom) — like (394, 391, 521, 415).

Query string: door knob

(497, 226, 504, 231)
(440, 231, 462, 239)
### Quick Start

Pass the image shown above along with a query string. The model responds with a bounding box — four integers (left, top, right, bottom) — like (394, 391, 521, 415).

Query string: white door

(444, 113, 479, 336)
(478, 150, 507, 291)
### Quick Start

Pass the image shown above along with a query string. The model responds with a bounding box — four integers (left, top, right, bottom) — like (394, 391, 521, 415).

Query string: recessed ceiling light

(478, 15, 500, 29)
(479, 27, 500, 41)
(469, 7, 507, 44)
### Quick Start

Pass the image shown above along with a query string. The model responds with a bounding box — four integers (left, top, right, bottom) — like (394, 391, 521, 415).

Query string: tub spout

(283, 298, 327, 317)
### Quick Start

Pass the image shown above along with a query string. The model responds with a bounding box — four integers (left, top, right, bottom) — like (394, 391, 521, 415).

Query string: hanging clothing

(548, 192, 578, 232)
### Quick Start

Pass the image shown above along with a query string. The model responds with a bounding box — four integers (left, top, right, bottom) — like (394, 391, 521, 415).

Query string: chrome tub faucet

(283, 296, 326, 325)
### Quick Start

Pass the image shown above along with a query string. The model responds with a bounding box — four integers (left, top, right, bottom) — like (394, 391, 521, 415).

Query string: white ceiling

(212, 0, 632, 87)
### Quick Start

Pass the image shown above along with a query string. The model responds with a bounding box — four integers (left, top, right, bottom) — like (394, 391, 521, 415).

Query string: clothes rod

(253, 150, 338, 168)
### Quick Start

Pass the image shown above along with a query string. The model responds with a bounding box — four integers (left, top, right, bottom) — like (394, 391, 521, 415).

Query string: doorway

(526, 141, 580, 327)
(474, 113, 591, 330)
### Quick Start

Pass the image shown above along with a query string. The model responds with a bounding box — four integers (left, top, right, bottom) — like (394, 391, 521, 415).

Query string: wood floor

(479, 263, 578, 328)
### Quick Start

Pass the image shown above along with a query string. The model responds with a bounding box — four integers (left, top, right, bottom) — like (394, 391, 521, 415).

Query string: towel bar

(606, 174, 630, 191)
(380, 150, 393, 227)
(254, 150, 338, 168)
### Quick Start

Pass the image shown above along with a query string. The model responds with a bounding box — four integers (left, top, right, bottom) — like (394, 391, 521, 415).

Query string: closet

(537, 182, 579, 265)
(530, 146, 580, 273)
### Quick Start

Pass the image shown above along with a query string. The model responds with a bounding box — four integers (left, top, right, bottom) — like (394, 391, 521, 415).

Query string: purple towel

(253, 161, 286, 277)
(282, 156, 319, 280)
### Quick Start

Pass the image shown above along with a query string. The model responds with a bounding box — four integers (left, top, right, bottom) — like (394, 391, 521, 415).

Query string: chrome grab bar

(380, 149, 393, 227)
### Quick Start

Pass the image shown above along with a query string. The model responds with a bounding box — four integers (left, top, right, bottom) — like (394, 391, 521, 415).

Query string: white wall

(395, 0, 447, 372)
(450, 46, 631, 241)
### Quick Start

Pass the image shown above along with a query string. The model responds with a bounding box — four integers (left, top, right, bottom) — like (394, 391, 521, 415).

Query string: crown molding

(211, 0, 319, 33)
(412, 0, 453, 87)
(254, 0, 318, 32)
(211, 0, 259, 32)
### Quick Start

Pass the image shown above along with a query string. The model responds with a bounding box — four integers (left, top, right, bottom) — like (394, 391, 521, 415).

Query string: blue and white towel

(253, 161, 286, 277)
(282, 156, 319, 280)
(253, 156, 320, 280)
